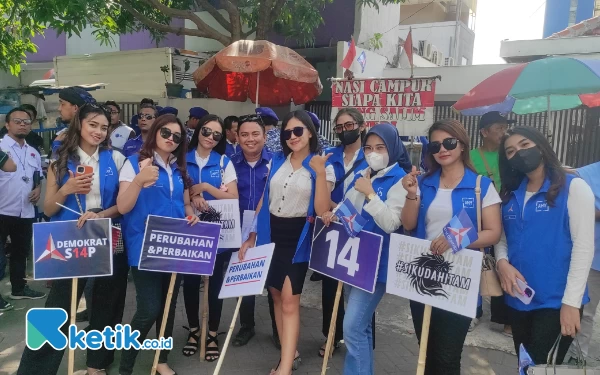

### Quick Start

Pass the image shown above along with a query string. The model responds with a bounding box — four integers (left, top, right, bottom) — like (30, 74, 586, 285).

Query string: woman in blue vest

(181, 114, 238, 361)
(117, 114, 199, 375)
(17, 104, 126, 375)
(324, 123, 410, 375)
(401, 119, 502, 375)
(312, 107, 368, 357)
(495, 126, 594, 365)
(239, 110, 335, 375)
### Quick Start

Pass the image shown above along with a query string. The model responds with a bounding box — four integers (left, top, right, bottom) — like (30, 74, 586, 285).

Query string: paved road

(0, 276, 521, 375)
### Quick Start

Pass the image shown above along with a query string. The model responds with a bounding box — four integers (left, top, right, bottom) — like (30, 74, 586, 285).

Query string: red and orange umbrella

(193, 40, 322, 106)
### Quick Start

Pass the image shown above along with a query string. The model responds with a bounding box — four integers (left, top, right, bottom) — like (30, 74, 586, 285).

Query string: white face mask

(366, 152, 389, 171)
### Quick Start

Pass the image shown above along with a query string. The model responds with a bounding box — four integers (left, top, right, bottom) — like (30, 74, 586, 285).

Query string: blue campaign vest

(502, 174, 589, 311)
(255, 152, 317, 264)
(415, 168, 493, 241)
(123, 135, 143, 157)
(347, 164, 406, 283)
(186, 150, 231, 201)
(326, 145, 367, 204)
(225, 143, 239, 158)
(230, 149, 272, 215)
(122, 154, 186, 266)
(51, 149, 120, 223)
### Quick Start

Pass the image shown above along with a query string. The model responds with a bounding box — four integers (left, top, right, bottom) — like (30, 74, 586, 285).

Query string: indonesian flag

(341, 38, 357, 70)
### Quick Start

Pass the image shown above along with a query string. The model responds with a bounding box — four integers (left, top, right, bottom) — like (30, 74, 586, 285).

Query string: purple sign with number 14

(309, 218, 383, 293)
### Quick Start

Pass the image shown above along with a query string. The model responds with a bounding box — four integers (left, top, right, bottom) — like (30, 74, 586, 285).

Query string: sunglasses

(138, 114, 156, 121)
(238, 114, 264, 125)
(200, 126, 223, 142)
(159, 127, 183, 144)
(12, 118, 32, 126)
(283, 126, 305, 141)
(333, 121, 357, 134)
(429, 137, 459, 154)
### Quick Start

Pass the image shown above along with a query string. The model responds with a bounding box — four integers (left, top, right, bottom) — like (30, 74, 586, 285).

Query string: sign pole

(416, 304, 432, 375)
(200, 275, 210, 361)
(320, 280, 343, 375)
(151, 273, 178, 375)
(213, 296, 243, 375)
(67, 278, 77, 375)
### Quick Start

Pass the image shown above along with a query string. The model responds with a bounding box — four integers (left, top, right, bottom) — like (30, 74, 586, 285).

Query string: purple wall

(120, 18, 185, 50)
(268, 0, 355, 48)
(26, 29, 67, 63)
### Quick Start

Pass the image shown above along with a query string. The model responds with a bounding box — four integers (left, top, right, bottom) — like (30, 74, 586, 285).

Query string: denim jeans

(343, 282, 386, 375)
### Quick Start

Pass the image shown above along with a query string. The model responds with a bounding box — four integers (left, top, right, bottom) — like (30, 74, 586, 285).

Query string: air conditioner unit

(444, 57, 455, 66)
(435, 51, 444, 66)
(418, 40, 433, 60)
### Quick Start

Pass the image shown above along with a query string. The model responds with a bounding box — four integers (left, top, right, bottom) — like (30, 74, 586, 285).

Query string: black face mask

(508, 147, 542, 174)
(337, 128, 361, 146)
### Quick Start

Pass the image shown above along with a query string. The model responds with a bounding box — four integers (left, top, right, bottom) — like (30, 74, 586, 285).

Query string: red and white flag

(404, 28, 414, 67)
(341, 37, 357, 70)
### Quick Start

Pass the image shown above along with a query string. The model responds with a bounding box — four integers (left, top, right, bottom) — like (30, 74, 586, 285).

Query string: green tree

(1, 0, 403, 75)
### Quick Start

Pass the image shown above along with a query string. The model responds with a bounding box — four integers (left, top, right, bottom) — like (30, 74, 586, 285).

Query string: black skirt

(267, 214, 309, 295)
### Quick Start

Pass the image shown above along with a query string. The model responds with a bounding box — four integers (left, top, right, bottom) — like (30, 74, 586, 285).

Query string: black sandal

(205, 332, 223, 362)
(318, 340, 340, 358)
(182, 326, 200, 357)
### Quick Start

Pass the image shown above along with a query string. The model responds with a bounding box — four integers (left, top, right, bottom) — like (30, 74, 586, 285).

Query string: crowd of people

(0, 86, 598, 375)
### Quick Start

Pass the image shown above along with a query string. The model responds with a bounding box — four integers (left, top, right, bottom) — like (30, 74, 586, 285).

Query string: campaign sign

(195, 199, 242, 251)
(386, 234, 483, 318)
(218, 243, 275, 299)
(138, 215, 222, 275)
(309, 218, 383, 293)
(33, 219, 113, 280)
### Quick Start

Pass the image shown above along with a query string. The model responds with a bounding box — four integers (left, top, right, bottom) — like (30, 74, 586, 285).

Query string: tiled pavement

(0, 278, 519, 375)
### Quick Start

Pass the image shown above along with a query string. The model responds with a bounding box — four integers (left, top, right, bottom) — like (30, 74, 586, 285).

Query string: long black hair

(53, 103, 111, 184)
(499, 126, 570, 206)
(280, 110, 320, 157)
(189, 114, 227, 156)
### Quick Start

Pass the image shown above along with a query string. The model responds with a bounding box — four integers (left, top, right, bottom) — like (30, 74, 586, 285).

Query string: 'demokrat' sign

(331, 78, 436, 136)
(386, 234, 482, 318)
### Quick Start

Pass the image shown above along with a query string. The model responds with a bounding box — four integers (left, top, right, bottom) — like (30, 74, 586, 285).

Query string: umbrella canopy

(193, 40, 322, 106)
(453, 57, 600, 115)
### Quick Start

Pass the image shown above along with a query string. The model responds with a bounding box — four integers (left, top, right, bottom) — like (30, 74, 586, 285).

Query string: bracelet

(406, 195, 418, 201)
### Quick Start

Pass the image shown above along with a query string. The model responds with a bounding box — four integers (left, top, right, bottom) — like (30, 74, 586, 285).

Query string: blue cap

(189, 107, 209, 119)
(159, 106, 178, 116)
(155, 106, 163, 112)
(255, 107, 279, 122)
(306, 111, 320, 131)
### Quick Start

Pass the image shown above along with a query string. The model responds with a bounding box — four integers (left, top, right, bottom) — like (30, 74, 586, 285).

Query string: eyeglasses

(200, 127, 223, 142)
(283, 126, 305, 141)
(238, 114, 264, 125)
(138, 114, 156, 121)
(333, 121, 357, 134)
(363, 144, 387, 153)
(110, 111, 120, 115)
(159, 127, 183, 144)
(11, 118, 32, 126)
(429, 137, 459, 154)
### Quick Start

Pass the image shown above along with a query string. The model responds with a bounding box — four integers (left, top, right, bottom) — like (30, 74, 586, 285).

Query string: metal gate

(307, 101, 600, 168)
(118, 102, 140, 124)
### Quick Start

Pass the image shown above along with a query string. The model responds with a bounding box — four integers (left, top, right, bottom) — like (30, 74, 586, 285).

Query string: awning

(0, 83, 107, 97)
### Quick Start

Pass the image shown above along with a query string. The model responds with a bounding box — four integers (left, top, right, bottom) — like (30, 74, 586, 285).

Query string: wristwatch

(366, 193, 377, 202)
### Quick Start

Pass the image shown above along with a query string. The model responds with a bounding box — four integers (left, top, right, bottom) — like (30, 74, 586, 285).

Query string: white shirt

(0, 136, 42, 218)
(344, 166, 407, 234)
(194, 152, 237, 185)
(423, 185, 501, 241)
(119, 152, 178, 193)
(268, 154, 335, 218)
(109, 123, 134, 151)
(76, 147, 126, 211)
(495, 178, 595, 308)
(343, 148, 361, 195)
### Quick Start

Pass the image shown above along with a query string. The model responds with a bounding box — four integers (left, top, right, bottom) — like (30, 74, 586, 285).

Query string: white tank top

(110, 123, 134, 151)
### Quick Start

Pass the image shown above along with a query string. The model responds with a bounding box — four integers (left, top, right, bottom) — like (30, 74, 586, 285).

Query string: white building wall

(66, 26, 120, 56)
(354, 2, 402, 65)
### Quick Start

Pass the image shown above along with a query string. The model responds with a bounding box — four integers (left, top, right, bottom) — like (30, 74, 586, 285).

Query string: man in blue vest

(229, 114, 274, 347)
(186, 107, 209, 143)
(224, 116, 240, 157)
(122, 104, 157, 157)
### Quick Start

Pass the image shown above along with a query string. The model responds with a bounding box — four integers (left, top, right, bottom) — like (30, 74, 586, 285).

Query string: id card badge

(241, 210, 256, 242)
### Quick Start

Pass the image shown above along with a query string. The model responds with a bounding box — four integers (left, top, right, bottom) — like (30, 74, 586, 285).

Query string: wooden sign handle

(67, 278, 78, 375)
(151, 273, 177, 375)
(200, 276, 210, 362)
(416, 304, 432, 375)
(321, 280, 343, 375)
(213, 297, 243, 375)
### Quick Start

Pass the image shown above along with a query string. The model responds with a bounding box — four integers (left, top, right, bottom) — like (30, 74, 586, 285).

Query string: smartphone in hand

(515, 279, 535, 305)
(138, 158, 156, 188)
(76, 165, 94, 177)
